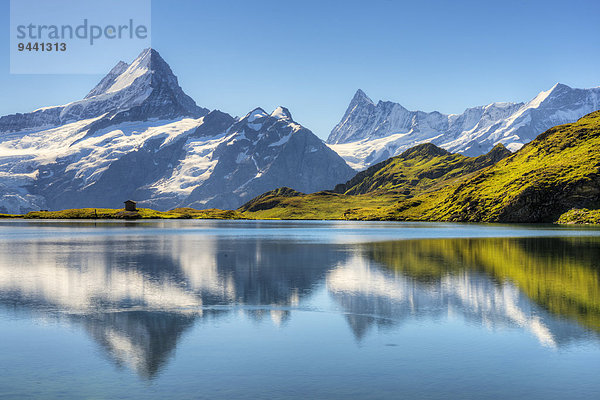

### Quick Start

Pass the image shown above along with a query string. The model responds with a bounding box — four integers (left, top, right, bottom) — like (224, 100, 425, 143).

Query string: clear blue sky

(1, 0, 599, 139)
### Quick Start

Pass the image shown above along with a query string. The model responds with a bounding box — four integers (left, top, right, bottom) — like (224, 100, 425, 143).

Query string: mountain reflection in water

(0, 234, 598, 379)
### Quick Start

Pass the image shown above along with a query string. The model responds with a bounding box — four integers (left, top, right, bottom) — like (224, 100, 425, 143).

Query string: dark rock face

(0, 107, 62, 134)
(498, 175, 600, 223)
(327, 89, 380, 144)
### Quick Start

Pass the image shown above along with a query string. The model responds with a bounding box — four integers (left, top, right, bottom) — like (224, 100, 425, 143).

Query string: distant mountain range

(0, 49, 353, 213)
(328, 84, 600, 169)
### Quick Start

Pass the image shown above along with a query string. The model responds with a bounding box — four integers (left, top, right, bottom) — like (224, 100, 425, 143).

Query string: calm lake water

(1, 220, 599, 399)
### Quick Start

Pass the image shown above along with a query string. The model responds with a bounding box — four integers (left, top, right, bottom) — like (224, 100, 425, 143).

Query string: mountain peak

(242, 108, 269, 124)
(326, 89, 377, 144)
(134, 47, 155, 63)
(85, 48, 165, 99)
(550, 82, 571, 91)
(76, 48, 207, 120)
(351, 89, 374, 106)
(130, 48, 172, 74)
(400, 143, 450, 159)
(270, 106, 292, 120)
(546, 82, 573, 98)
(476, 143, 513, 164)
(527, 82, 573, 109)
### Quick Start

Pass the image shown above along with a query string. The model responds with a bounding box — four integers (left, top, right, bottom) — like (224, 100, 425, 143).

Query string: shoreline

(1, 207, 599, 225)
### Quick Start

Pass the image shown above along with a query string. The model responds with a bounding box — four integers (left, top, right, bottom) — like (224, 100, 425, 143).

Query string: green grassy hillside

(335, 142, 510, 196)
(239, 189, 401, 220)
(240, 143, 510, 220)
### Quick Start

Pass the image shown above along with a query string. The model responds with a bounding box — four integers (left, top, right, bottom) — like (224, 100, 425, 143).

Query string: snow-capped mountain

(0, 49, 353, 213)
(0, 48, 207, 135)
(328, 84, 600, 169)
(182, 106, 355, 210)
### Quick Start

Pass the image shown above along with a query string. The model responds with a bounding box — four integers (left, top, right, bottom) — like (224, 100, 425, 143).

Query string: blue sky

(1, 0, 599, 139)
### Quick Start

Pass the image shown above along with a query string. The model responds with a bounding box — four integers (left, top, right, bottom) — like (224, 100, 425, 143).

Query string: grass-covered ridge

(335, 142, 510, 196)
(23, 207, 246, 220)
(240, 142, 510, 220)
(239, 189, 401, 220)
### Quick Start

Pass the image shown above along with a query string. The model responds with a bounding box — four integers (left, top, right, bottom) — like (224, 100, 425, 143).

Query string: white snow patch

(105, 65, 149, 94)
(328, 132, 441, 171)
(505, 142, 524, 152)
(0, 116, 207, 211)
(270, 106, 290, 120)
(148, 132, 235, 196)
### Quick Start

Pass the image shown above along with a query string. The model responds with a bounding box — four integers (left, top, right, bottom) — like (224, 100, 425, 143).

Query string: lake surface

(0, 220, 599, 399)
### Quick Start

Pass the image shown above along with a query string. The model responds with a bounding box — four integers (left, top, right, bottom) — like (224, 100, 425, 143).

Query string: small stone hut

(124, 200, 137, 212)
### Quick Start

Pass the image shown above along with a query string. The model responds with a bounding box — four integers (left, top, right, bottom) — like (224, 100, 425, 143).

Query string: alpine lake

(0, 219, 599, 399)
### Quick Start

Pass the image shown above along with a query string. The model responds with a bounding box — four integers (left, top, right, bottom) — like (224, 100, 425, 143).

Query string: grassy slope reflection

(367, 237, 600, 332)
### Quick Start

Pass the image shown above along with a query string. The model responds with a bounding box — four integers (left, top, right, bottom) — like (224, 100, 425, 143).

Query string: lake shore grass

(19, 207, 246, 220)
(0, 213, 20, 218)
